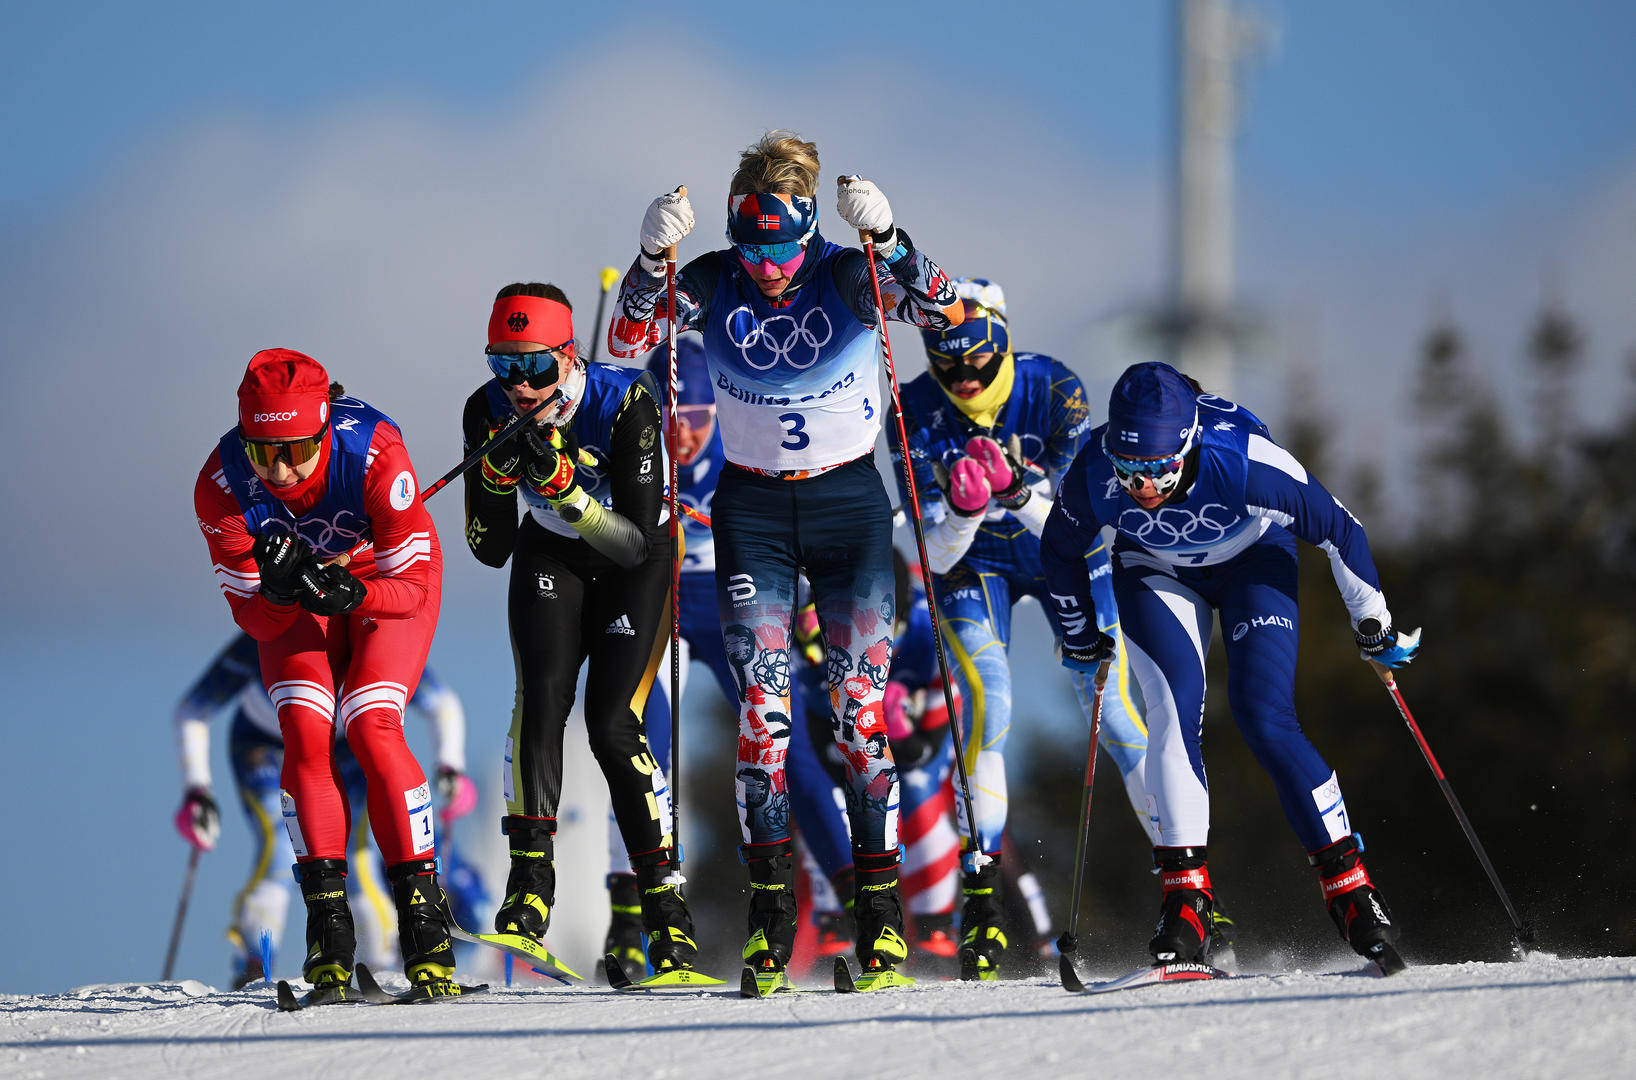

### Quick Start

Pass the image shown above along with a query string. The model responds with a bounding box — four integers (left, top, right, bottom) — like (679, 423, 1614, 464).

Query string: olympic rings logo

(725, 305, 833, 371)
(1118, 503, 1241, 548)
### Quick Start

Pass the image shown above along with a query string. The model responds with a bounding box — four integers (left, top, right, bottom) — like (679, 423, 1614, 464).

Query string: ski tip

(602, 953, 633, 990)
(739, 966, 760, 999)
(1058, 953, 1086, 993)
(1372, 943, 1408, 977)
(274, 980, 300, 1012)
(832, 956, 856, 993)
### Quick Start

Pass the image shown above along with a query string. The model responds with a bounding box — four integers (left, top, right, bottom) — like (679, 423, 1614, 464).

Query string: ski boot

(295, 859, 355, 989)
(742, 841, 799, 978)
(853, 850, 910, 976)
(912, 911, 960, 961)
(1311, 835, 1404, 974)
(494, 815, 555, 941)
(1149, 846, 1214, 965)
(388, 858, 458, 988)
(634, 849, 699, 973)
(602, 872, 647, 973)
(958, 857, 1007, 981)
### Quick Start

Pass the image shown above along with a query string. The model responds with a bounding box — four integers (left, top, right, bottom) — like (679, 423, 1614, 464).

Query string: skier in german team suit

(461, 282, 698, 975)
(193, 348, 459, 996)
(610, 131, 965, 981)
(1041, 361, 1419, 973)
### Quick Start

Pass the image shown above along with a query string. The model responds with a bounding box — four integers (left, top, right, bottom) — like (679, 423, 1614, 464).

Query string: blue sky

(2, 1, 1633, 993)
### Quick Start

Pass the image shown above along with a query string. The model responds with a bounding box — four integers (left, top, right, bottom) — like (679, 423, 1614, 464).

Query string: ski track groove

(1, 957, 1633, 1079)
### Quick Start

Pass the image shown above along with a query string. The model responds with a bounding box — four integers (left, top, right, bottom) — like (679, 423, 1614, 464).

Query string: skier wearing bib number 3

(192, 348, 460, 999)
(1041, 361, 1420, 975)
(610, 131, 964, 983)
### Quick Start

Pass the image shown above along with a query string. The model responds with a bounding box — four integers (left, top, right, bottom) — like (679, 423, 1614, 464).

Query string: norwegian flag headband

(726, 192, 818, 245)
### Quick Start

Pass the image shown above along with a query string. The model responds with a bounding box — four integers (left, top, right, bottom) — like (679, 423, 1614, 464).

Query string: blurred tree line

(670, 304, 1635, 977)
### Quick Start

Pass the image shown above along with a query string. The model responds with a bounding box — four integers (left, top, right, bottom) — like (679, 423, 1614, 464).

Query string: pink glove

(883, 682, 914, 742)
(944, 457, 991, 516)
(174, 787, 220, 851)
(965, 435, 1030, 508)
(436, 767, 479, 822)
(965, 436, 1016, 492)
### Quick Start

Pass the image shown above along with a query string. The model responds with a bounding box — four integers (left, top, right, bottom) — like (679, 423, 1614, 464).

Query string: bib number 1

(778, 412, 809, 451)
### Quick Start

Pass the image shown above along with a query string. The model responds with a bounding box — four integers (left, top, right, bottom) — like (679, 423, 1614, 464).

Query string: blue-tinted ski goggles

(485, 343, 572, 389)
(731, 239, 808, 269)
(1103, 427, 1196, 496)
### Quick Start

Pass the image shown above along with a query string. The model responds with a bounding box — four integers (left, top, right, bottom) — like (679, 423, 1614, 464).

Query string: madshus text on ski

(178, 129, 1455, 1006)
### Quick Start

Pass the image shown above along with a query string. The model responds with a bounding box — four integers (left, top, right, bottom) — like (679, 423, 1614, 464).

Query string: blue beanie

(645, 337, 713, 407)
(1105, 362, 1199, 458)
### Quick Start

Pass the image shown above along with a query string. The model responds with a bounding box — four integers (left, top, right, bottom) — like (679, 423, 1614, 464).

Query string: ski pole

(664, 192, 686, 885)
(319, 388, 568, 570)
(1057, 661, 1109, 991)
(854, 219, 988, 869)
(1371, 662, 1535, 954)
(421, 387, 563, 502)
(588, 266, 619, 364)
(162, 847, 202, 982)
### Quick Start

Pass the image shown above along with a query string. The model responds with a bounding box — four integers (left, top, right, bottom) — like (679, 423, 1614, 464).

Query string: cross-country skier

(609, 130, 964, 982)
(1041, 361, 1419, 972)
(792, 552, 963, 964)
(193, 348, 460, 996)
(171, 633, 476, 985)
(599, 339, 855, 974)
(892, 278, 1162, 979)
(462, 282, 699, 975)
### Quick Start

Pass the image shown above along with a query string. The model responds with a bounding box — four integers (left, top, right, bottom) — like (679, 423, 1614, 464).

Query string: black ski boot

(388, 858, 457, 986)
(294, 859, 355, 987)
(495, 815, 555, 940)
(742, 840, 799, 974)
(603, 872, 647, 973)
(633, 849, 698, 973)
(1311, 835, 1404, 974)
(1149, 846, 1214, 965)
(853, 850, 909, 974)
(958, 856, 1007, 980)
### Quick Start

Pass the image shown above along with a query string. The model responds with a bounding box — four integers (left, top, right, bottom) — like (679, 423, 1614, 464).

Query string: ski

(833, 956, 915, 993)
(1066, 961, 1233, 995)
(1367, 942, 1407, 977)
(274, 978, 360, 1011)
(739, 964, 803, 998)
(354, 963, 488, 1004)
(447, 915, 583, 983)
(959, 951, 1000, 983)
(603, 952, 724, 991)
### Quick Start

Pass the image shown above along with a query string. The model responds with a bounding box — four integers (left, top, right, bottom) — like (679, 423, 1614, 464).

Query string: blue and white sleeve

(409, 668, 467, 774)
(1243, 433, 1391, 630)
(1041, 450, 1109, 653)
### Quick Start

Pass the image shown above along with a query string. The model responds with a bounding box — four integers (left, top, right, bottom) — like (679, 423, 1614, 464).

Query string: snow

(2, 955, 1631, 1080)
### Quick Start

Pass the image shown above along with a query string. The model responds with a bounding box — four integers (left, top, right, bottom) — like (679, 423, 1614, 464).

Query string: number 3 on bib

(778, 412, 810, 451)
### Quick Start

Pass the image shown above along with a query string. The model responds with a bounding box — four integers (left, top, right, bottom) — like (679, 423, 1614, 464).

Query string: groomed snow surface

(2, 953, 1631, 1080)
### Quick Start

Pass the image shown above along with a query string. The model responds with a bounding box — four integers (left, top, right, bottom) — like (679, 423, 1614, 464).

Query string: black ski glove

(252, 531, 312, 606)
(295, 561, 366, 617)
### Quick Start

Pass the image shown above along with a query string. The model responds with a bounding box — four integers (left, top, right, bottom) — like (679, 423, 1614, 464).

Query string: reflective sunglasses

(485, 344, 570, 390)
(675, 404, 716, 429)
(1102, 428, 1193, 496)
(242, 424, 327, 469)
(731, 239, 806, 269)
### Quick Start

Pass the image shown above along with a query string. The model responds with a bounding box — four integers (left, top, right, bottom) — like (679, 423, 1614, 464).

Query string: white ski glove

(836, 175, 895, 246)
(639, 186, 694, 273)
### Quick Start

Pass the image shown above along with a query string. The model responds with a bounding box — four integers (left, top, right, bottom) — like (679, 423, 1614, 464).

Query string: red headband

(488, 294, 575, 350)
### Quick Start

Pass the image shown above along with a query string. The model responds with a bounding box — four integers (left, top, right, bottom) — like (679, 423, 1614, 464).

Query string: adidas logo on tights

(606, 615, 635, 636)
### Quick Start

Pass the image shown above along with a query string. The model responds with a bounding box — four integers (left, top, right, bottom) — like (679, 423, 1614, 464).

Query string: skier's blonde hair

(729, 131, 819, 199)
